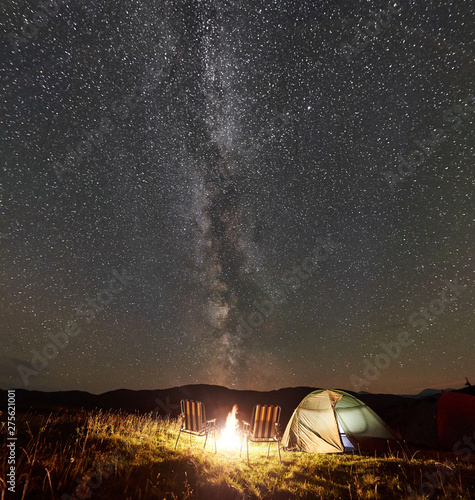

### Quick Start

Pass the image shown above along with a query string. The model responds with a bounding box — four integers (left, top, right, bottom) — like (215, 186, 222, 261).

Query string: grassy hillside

(1, 410, 474, 499)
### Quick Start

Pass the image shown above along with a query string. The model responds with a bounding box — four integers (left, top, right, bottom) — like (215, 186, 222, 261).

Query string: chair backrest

(181, 400, 206, 432)
(251, 405, 281, 439)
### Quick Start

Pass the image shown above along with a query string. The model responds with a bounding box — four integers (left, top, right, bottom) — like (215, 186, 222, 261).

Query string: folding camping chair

(174, 399, 217, 453)
(241, 404, 281, 465)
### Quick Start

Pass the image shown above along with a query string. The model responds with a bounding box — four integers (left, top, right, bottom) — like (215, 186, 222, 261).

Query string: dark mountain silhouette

(1, 385, 320, 428)
(459, 385, 475, 397)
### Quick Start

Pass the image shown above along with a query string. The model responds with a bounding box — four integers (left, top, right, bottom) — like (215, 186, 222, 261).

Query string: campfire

(220, 405, 240, 451)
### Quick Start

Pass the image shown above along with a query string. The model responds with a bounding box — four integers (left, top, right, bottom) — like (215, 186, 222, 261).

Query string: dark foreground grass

(1, 410, 474, 499)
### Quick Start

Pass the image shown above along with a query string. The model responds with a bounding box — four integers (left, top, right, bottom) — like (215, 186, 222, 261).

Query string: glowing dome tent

(282, 389, 397, 453)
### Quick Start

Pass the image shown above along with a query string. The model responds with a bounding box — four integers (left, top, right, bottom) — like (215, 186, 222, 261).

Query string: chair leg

(267, 441, 271, 458)
(204, 431, 208, 450)
(277, 439, 281, 464)
(214, 428, 217, 454)
(247, 438, 250, 466)
(174, 428, 182, 450)
(190, 432, 192, 447)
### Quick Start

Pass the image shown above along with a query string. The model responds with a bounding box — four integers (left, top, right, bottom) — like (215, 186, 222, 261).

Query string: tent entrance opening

(337, 418, 355, 451)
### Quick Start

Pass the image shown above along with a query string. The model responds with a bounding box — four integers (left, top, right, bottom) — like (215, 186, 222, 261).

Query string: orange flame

(220, 405, 240, 450)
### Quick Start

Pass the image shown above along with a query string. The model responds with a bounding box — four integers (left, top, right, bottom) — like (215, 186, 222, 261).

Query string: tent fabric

(437, 392, 475, 450)
(282, 389, 397, 453)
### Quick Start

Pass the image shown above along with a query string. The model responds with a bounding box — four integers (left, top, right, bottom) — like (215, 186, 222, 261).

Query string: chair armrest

(242, 421, 250, 434)
(206, 418, 217, 427)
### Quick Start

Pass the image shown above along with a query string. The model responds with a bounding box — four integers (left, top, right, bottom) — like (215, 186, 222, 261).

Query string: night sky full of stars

(1, 0, 474, 395)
